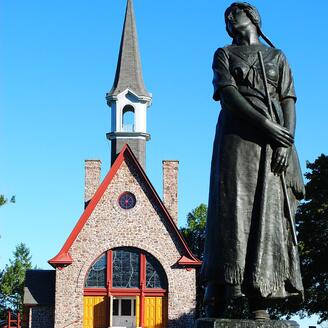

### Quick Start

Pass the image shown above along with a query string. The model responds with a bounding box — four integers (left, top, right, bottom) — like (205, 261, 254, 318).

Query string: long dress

(201, 43, 304, 300)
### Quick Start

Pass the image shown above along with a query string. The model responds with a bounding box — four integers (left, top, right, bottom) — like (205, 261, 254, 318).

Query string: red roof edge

(48, 145, 127, 268)
(124, 148, 201, 265)
(48, 144, 200, 268)
(177, 255, 202, 267)
(128, 148, 199, 262)
(48, 252, 73, 269)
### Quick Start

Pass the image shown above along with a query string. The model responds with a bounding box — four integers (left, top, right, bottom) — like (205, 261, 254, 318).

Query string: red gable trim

(178, 255, 201, 266)
(49, 144, 201, 268)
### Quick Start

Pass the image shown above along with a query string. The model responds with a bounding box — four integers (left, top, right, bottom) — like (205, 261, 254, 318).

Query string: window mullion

(107, 250, 112, 292)
(140, 253, 146, 289)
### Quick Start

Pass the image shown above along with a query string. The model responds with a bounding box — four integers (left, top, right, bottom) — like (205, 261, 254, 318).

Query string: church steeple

(108, 0, 150, 98)
(106, 0, 152, 171)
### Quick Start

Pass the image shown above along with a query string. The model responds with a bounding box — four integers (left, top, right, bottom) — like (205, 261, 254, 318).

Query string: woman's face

(227, 7, 254, 36)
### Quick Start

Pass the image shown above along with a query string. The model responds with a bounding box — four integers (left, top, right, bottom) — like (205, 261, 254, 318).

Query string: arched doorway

(83, 247, 168, 328)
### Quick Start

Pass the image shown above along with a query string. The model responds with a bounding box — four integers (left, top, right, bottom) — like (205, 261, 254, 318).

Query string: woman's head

(225, 2, 261, 39)
(224, 2, 275, 47)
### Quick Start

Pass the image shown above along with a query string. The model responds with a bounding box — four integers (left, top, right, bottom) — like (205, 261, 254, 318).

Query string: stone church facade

(23, 1, 200, 327)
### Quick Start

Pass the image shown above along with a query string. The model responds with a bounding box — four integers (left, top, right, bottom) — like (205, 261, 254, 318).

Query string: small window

(121, 299, 132, 316)
(85, 254, 106, 287)
(113, 299, 119, 316)
(118, 192, 136, 210)
(146, 254, 167, 289)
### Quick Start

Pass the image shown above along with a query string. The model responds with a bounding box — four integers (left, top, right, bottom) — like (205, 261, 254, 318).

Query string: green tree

(0, 195, 16, 207)
(0, 243, 32, 319)
(271, 154, 328, 323)
(0, 195, 7, 206)
(299, 154, 328, 323)
(180, 203, 207, 259)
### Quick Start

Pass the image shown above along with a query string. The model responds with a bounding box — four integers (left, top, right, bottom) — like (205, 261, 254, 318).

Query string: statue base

(195, 318, 299, 328)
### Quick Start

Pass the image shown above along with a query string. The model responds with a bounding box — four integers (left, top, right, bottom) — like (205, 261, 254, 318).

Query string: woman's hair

(224, 2, 275, 48)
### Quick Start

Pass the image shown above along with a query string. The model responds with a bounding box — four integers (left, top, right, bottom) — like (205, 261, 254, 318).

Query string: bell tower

(106, 0, 152, 170)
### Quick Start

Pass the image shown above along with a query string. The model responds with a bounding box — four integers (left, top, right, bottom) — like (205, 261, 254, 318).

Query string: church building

(23, 1, 200, 327)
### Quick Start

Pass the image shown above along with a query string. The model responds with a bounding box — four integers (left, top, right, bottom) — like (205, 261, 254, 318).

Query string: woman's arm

(220, 86, 294, 147)
(271, 98, 296, 174)
(281, 98, 296, 137)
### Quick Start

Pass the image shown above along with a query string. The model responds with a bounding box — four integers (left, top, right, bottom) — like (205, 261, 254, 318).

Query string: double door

(83, 295, 166, 328)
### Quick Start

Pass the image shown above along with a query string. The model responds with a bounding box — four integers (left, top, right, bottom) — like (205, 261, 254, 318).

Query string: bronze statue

(201, 2, 305, 320)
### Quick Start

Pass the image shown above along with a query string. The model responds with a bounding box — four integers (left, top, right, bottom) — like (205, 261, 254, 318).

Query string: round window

(118, 192, 136, 210)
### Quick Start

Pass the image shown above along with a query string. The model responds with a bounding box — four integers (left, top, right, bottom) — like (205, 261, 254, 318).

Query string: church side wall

(54, 160, 196, 328)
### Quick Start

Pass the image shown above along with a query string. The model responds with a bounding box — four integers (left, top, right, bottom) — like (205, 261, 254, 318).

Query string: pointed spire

(108, 0, 150, 98)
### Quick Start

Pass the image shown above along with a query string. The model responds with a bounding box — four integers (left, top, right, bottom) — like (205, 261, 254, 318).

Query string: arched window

(145, 254, 166, 289)
(84, 253, 106, 288)
(84, 247, 167, 292)
(122, 105, 135, 132)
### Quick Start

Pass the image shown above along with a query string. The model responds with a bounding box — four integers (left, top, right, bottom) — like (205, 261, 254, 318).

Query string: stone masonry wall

(30, 306, 54, 328)
(84, 160, 101, 205)
(54, 157, 196, 328)
(162, 160, 179, 225)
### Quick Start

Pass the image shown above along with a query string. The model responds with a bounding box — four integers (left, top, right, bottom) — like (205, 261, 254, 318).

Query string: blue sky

(1, 1, 327, 325)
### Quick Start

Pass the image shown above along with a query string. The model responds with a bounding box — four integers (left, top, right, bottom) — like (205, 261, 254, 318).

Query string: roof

(24, 270, 55, 306)
(107, 0, 150, 98)
(49, 144, 201, 269)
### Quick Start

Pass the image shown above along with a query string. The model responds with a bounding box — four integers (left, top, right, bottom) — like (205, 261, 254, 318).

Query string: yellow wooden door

(83, 296, 107, 328)
(144, 297, 166, 328)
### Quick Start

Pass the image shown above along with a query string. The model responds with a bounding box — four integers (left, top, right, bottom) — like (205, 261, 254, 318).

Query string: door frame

(111, 296, 137, 328)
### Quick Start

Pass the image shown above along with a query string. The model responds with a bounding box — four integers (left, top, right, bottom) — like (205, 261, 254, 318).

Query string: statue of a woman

(201, 2, 305, 320)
